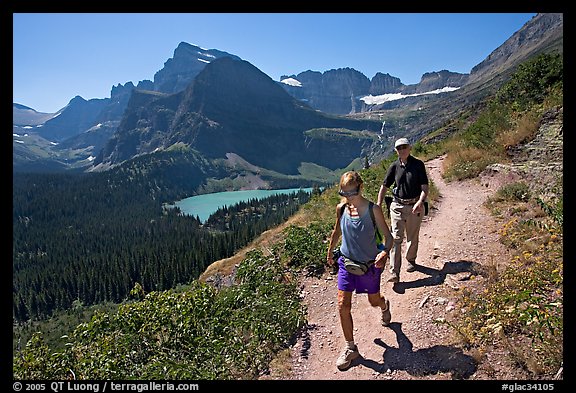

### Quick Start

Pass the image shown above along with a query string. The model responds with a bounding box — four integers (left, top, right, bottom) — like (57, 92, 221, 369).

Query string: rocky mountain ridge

(279, 68, 469, 115)
(93, 57, 382, 178)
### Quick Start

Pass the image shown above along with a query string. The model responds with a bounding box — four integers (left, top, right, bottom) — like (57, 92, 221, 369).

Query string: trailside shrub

(13, 250, 306, 380)
(279, 222, 332, 276)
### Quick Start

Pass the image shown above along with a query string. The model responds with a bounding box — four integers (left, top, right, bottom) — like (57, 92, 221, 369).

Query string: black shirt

(382, 155, 429, 200)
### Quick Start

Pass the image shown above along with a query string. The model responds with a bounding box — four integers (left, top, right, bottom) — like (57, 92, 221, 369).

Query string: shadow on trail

(392, 260, 483, 294)
(372, 322, 477, 379)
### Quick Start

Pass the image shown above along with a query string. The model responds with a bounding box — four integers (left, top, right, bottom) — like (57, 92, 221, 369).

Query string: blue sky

(13, 13, 537, 114)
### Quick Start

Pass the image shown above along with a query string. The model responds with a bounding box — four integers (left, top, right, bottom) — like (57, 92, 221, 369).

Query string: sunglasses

(396, 144, 409, 150)
(338, 187, 360, 197)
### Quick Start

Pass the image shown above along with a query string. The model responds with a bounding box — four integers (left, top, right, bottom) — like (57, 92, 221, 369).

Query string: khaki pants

(389, 201, 423, 275)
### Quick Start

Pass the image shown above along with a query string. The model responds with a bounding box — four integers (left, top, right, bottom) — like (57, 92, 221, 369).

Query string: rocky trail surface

(270, 154, 534, 381)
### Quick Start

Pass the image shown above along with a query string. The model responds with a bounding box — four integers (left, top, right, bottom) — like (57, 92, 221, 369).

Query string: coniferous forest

(13, 152, 316, 322)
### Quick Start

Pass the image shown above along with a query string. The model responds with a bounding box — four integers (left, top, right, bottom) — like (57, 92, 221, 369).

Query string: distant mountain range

(13, 13, 563, 192)
(278, 68, 469, 115)
(13, 42, 240, 172)
(93, 57, 381, 176)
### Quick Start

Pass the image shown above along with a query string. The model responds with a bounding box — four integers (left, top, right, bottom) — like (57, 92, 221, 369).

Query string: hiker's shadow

(368, 322, 477, 379)
(392, 260, 481, 294)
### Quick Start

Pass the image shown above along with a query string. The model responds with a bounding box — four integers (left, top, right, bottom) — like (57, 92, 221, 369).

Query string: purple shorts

(337, 256, 383, 294)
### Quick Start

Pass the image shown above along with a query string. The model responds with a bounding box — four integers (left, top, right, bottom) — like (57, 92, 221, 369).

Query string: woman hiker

(326, 170, 394, 370)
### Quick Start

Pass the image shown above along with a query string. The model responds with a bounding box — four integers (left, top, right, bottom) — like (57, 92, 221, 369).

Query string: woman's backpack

(338, 201, 383, 275)
(339, 201, 383, 247)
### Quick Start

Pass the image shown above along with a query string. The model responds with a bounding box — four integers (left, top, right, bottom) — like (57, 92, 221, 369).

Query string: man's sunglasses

(396, 144, 409, 150)
(338, 187, 360, 197)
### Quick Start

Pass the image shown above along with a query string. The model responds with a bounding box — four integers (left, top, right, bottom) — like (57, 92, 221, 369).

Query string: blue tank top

(340, 205, 379, 263)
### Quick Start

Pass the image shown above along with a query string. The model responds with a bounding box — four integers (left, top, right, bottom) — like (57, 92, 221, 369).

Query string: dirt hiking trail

(273, 154, 526, 380)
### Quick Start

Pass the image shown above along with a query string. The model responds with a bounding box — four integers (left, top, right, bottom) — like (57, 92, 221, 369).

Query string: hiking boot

(387, 272, 399, 283)
(381, 299, 392, 326)
(406, 261, 417, 272)
(336, 345, 360, 370)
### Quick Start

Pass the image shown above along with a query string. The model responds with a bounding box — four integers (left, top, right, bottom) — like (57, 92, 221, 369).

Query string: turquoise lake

(173, 188, 313, 223)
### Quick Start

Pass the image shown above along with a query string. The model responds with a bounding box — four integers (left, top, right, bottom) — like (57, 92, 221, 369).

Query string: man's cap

(394, 137, 410, 148)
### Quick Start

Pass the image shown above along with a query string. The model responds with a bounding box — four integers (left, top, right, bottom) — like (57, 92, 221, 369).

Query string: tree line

(13, 164, 315, 322)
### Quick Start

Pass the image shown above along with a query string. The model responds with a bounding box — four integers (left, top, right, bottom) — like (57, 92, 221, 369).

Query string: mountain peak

(68, 95, 87, 105)
(153, 42, 242, 95)
(182, 57, 304, 119)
